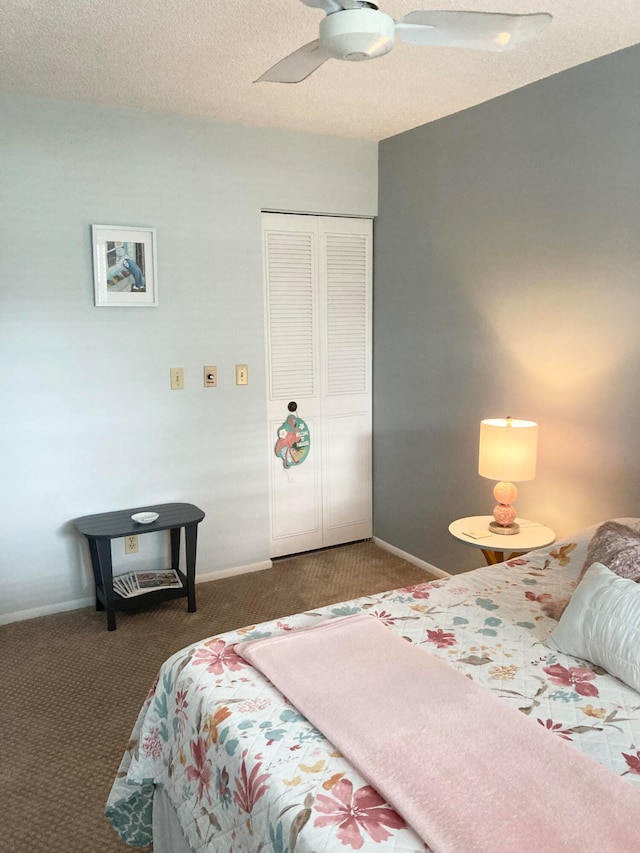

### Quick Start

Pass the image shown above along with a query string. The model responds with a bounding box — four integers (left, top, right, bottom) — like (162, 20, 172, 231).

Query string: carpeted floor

(1, 540, 435, 852)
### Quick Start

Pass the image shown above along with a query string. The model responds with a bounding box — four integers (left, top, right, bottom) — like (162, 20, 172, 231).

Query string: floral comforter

(106, 520, 640, 852)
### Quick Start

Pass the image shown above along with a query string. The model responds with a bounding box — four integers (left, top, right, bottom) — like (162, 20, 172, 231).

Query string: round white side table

(449, 515, 555, 565)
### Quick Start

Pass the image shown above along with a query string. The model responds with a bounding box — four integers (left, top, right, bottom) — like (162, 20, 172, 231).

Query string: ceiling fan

(255, 0, 552, 83)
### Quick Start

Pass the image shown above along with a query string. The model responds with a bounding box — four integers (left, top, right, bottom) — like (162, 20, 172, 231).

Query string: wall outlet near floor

(235, 364, 248, 385)
(124, 535, 139, 555)
(170, 367, 185, 390)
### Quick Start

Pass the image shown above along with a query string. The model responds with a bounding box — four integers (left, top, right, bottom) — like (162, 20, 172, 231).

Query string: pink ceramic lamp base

(489, 481, 520, 535)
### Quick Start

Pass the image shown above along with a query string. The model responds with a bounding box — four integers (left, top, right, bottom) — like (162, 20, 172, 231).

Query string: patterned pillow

(584, 520, 640, 579)
(542, 520, 640, 620)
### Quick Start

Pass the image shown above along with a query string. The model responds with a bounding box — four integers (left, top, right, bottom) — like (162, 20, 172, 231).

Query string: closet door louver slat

(325, 233, 368, 396)
(266, 229, 316, 400)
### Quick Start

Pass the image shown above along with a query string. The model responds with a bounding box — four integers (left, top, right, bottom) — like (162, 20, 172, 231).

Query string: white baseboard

(0, 559, 273, 627)
(1, 547, 442, 627)
(373, 537, 450, 579)
(196, 560, 272, 583)
(0, 596, 96, 626)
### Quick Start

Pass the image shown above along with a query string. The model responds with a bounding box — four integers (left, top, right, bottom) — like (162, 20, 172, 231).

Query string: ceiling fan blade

(255, 40, 330, 84)
(395, 11, 552, 52)
(300, 0, 346, 12)
(299, 0, 373, 13)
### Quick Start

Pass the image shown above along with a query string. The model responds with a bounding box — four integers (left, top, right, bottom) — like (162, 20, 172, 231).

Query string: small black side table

(74, 502, 205, 631)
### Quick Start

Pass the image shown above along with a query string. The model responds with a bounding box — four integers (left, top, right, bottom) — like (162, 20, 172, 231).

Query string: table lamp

(478, 417, 538, 535)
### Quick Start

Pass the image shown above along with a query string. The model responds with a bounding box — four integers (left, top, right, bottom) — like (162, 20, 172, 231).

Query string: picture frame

(92, 224, 158, 307)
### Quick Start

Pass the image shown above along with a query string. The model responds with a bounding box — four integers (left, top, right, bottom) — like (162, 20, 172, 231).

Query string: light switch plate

(204, 366, 217, 387)
(236, 364, 248, 385)
(170, 367, 184, 390)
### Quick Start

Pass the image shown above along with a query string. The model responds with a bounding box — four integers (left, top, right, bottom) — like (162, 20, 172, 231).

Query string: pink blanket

(237, 613, 639, 853)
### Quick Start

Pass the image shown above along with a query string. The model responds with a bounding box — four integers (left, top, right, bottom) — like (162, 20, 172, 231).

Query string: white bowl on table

(131, 511, 159, 524)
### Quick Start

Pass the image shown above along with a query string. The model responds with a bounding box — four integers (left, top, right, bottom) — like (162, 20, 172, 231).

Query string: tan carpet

(0, 540, 435, 852)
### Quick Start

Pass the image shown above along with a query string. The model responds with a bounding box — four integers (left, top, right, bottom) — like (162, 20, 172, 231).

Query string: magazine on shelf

(113, 570, 182, 598)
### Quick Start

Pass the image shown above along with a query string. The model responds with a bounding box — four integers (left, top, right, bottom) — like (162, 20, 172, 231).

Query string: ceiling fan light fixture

(319, 8, 395, 61)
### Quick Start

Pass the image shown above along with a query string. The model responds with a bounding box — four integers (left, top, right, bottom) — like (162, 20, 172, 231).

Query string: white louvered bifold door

(263, 213, 372, 557)
(319, 217, 372, 548)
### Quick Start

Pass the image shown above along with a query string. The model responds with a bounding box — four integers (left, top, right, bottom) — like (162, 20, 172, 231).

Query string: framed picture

(92, 224, 158, 307)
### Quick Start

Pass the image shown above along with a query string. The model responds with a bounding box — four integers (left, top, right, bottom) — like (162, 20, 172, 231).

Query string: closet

(263, 212, 372, 557)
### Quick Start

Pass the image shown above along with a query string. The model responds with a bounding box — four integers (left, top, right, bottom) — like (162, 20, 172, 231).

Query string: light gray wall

(374, 45, 640, 574)
(0, 93, 377, 621)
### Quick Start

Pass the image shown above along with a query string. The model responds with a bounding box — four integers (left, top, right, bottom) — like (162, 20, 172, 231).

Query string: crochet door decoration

(274, 408, 310, 469)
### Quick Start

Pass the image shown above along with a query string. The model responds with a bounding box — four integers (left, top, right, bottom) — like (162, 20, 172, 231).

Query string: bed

(106, 519, 640, 851)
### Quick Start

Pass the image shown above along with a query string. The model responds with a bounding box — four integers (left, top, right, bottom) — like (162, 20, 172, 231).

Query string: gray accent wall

(0, 94, 377, 620)
(374, 45, 640, 574)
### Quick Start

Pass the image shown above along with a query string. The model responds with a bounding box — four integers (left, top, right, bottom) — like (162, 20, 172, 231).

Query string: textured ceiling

(1, 0, 639, 141)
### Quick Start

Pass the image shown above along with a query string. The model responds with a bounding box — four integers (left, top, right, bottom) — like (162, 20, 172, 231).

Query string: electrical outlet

(170, 367, 184, 390)
(236, 364, 248, 386)
(124, 535, 139, 555)
(204, 365, 217, 387)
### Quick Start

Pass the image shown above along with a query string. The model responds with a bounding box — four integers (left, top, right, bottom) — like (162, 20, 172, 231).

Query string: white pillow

(546, 561, 640, 693)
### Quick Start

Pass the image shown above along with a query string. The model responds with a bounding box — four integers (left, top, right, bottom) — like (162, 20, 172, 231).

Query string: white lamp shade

(478, 418, 538, 482)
